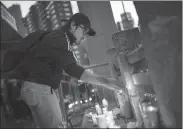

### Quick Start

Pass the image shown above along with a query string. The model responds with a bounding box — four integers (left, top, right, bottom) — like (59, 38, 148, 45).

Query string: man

(19, 13, 122, 128)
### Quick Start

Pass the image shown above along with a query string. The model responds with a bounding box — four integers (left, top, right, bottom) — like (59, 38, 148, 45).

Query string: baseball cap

(69, 13, 96, 36)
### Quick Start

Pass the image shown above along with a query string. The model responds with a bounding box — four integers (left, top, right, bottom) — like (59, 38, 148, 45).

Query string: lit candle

(91, 113, 98, 125)
(146, 106, 159, 128)
(96, 114, 107, 128)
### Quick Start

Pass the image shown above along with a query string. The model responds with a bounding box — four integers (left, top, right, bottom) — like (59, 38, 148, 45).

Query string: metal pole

(84, 62, 109, 69)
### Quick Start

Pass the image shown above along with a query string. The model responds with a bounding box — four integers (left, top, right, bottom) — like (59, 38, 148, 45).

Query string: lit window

(55, 24, 59, 28)
(64, 8, 70, 11)
(72, 46, 78, 49)
(28, 24, 32, 28)
(51, 5, 54, 10)
(77, 55, 80, 58)
(63, 3, 69, 7)
(52, 9, 56, 14)
(74, 51, 80, 54)
(66, 17, 70, 20)
(51, 15, 57, 20)
(53, 19, 58, 25)
(65, 13, 71, 16)
(53, 24, 59, 30)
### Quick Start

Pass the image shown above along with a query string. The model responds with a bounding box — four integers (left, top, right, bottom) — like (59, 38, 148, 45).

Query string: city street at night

(1, 1, 182, 128)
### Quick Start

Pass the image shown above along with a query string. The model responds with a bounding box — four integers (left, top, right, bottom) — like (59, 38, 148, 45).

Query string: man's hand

(68, 77, 78, 86)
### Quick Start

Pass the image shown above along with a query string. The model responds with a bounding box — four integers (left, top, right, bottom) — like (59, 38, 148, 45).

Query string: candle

(96, 114, 107, 128)
(146, 106, 159, 128)
(106, 111, 116, 128)
(95, 104, 102, 115)
(91, 114, 98, 125)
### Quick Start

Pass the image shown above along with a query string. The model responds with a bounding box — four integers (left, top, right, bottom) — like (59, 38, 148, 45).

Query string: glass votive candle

(91, 114, 98, 125)
(96, 114, 107, 128)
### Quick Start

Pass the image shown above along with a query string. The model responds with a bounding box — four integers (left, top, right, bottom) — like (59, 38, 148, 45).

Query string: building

(116, 21, 123, 31)
(8, 4, 28, 37)
(35, 1, 50, 31)
(1, 2, 17, 32)
(1, 2, 23, 68)
(24, 1, 73, 33)
(77, 1, 117, 78)
(45, 1, 73, 30)
(1, 2, 23, 41)
(121, 12, 134, 30)
(23, 5, 39, 34)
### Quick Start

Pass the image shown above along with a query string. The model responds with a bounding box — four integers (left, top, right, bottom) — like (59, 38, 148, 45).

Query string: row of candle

(90, 99, 120, 128)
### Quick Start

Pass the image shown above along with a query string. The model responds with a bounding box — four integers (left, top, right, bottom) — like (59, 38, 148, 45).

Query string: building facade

(77, 1, 118, 78)
(23, 5, 39, 34)
(1, 2, 23, 41)
(24, 1, 73, 33)
(1, 2, 17, 32)
(8, 4, 28, 37)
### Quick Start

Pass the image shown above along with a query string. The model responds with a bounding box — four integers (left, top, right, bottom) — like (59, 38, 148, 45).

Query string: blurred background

(1, 1, 138, 37)
(1, 1, 181, 128)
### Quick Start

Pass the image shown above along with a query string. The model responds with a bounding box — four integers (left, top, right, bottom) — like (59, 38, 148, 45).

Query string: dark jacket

(15, 29, 85, 89)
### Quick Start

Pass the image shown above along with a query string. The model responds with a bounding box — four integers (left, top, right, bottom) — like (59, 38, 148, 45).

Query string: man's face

(71, 23, 89, 45)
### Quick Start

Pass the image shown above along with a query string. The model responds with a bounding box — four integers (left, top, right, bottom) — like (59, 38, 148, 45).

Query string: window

(27, 19, 31, 24)
(52, 24, 59, 30)
(74, 51, 80, 54)
(40, 20, 46, 26)
(42, 24, 47, 28)
(41, 25, 48, 31)
(51, 5, 54, 10)
(28, 24, 32, 28)
(51, 9, 55, 14)
(51, 14, 57, 20)
(52, 19, 58, 25)
(47, 10, 50, 15)
(72, 46, 78, 49)
(55, 24, 59, 28)
(29, 27, 34, 31)
(65, 13, 71, 16)
(64, 8, 70, 11)
(63, 3, 69, 7)
(66, 17, 70, 20)
(76, 55, 80, 58)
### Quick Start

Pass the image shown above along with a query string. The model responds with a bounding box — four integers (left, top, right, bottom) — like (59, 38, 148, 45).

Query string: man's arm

(80, 70, 123, 91)
(64, 63, 122, 91)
